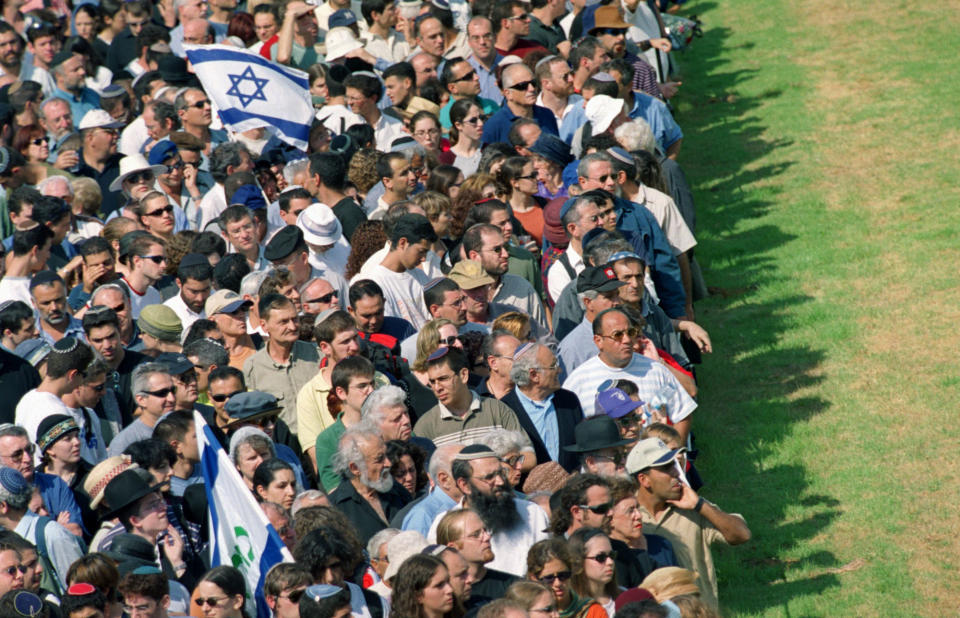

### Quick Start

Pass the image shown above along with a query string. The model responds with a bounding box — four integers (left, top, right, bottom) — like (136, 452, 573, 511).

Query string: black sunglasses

(579, 501, 614, 515)
(144, 386, 176, 398)
(304, 290, 338, 304)
(144, 205, 173, 217)
(190, 99, 210, 109)
(30, 136, 49, 146)
(454, 69, 476, 82)
(538, 571, 571, 584)
(508, 80, 536, 91)
(594, 27, 626, 36)
(439, 335, 459, 347)
(138, 255, 165, 264)
(211, 390, 244, 403)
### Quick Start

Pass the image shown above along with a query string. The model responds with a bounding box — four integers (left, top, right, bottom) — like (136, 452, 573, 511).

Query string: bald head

(183, 18, 212, 43)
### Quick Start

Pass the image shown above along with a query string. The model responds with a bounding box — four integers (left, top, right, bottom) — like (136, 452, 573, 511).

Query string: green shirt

(314, 416, 346, 492)
(413, 392, 528, 447)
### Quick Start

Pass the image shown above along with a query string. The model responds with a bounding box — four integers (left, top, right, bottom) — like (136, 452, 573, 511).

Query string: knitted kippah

(0, 467, 27, 495)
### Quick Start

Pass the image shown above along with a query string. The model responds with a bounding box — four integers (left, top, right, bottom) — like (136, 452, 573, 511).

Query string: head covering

(625, 438, 683, 474)
(529, 133, 574, 167)
(225, 391, 282, 424)
(595, 387, 644, 419)
(0, 467, 29, 496)
(101, 469, 164, 517)
(78, 109, 124, 131)
(264, 225, 305, 261)
(13, 338, 52, 368)
(230, 184, 267, 211)
(576, 265, 626, 293)
(36, 414, 79, 453)
(297, 203, 342, 246)
(562, 414, 632, 453)
(109, 155, 166, 192)
(454, 444, 497, 461)
(328, 9, 357, 28)
(325, 27, 363, 61)
(137, 304, 183, 342)
(147, 140, 179, 166)
(383, 531, 428, 581)
(585, 95, 625, 134)
(522, 462, 571, 494)
(205, 289, 253, 315)
(447, 259, 494, 291)
(542, 197, 568, 246)
(84, 455, 139, 509)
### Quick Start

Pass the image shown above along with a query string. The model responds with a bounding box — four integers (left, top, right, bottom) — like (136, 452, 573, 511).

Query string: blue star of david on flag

(226, 66, 269, 108)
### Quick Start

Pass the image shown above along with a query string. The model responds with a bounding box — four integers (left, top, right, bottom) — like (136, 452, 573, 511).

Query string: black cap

(576, 265, 627, 294)
(29, 270, 64, 290)
(178, 252, 209, 269)
(49, 49, 77, 69)
(155, 352, 194, 375)
(264, 225, 303, 261)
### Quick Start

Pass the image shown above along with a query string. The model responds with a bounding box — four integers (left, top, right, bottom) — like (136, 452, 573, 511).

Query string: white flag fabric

(184, 44, 313, 150)
(194, 411, 294, 618)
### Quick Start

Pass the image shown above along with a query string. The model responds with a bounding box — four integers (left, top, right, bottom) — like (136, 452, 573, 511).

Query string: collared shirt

(243, 340, 320, 434)
(413, 392, 526, 447)
(427, 496, 549, 577)
(297, 368, 391, 453)
(35, 315, 86, 346)
(629, 185, 696, 255)
(638, 501, 745, 609)
(467, 54, 505, 104)
(364, 30, 411, 64)
(328, 474, 409, 544)
(557, 317, 595, 375)
(401, 487, 458, 537)
(491, 273, 549, 332)
(481, 103, 559, 145)
(535, 93, 588, 145)
(163, 292, 205, 333)
(372, 111, 405, 152)
(313, 416, 346, 492)
(627, 92, 683, 151)
(51, 86, 100, 125)
(15, 508, 84, 589)
(527, 15, 566, 50)
(546, 245, 585, 305)
(514, 389, 560, 461)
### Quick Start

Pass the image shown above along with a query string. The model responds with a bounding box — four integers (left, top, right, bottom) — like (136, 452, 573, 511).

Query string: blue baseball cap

(147, 140, 179, 166)
(595, 387, 644, 419)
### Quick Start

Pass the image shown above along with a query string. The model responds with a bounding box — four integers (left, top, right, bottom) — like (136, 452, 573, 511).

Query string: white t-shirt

(359, 243, 439, 286)
(163, 292, 205, 337)
(562, 353, 697, 422)
(120, 277, 163, 319)
(350, 264, 430, 329)
(0, 277, 32, 305)
(546, 245, 585, 305)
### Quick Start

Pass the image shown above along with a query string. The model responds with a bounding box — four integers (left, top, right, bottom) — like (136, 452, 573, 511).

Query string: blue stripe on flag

(200, 423, 223, 566)
(186, 47, 309, 88)
(218, 107, 310, 142)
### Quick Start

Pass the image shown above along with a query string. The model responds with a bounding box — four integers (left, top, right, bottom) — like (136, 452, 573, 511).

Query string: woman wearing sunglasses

(410, 318, 463, 387)
(498, 156, 548, 248)
(449, 99, 485, 177)
(13, 124, 62, 184)
(527, 539, 606, 618)
(133, 191, 175, 241)
(193, 566, 248, 618)
(568, 528, 622, 618)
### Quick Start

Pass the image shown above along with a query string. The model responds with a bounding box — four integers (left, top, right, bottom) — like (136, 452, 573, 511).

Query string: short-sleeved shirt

(638, 502, 745, 609)
(413, 392, 527, 447)
(350, 265, 430, 329)
(243, 340, 320, 435)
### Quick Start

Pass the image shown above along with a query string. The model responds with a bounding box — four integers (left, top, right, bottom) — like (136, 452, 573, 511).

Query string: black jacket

(500, 387, 583, 473)
(328, 478, 410, 545)
(0, 348, 40, 424)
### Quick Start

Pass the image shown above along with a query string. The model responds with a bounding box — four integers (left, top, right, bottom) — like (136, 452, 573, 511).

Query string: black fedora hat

(562, 415, 633, 453)
(101, 469, 164, 518)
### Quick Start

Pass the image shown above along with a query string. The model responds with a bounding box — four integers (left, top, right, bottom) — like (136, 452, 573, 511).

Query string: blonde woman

(411, 318, 463, 385)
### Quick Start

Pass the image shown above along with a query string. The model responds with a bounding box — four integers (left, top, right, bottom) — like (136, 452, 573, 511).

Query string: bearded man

(428, 444, 549, 577)
(328, 427, 410, 544)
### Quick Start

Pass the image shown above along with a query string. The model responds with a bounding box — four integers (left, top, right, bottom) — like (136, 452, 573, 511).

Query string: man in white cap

(296, 204, 352, 289)
(628, 437, 751, 609)
(75, 109, 124, 215)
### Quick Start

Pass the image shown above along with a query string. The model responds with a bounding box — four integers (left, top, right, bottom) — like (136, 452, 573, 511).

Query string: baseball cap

(625, 438, 682, 474)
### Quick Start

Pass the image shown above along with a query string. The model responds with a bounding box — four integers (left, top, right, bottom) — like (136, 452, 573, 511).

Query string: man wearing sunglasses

(550, 473, 613, 537)
(481, 63, 558, 146)
(628, 437, 750, 609)
(150, 141, 204, 220)
(438, 58, 498, 130)
(108, 362, 177, 457)
(492, 1, 546, 60)
(76, 109, 124, 215)
(562, 307, 696, 443)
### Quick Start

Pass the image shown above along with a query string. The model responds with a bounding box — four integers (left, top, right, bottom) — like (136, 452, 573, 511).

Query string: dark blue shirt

(481, 104, 559, 145)
(613, 195, 687, 319)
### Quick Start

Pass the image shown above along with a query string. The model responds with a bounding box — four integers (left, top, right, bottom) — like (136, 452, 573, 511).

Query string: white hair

(484, 428, 531, 458)
(282, 159, 310, 185)
(291, 489, 327, 516)
(240, 270, 272, 298)
(426, 443, 463, 482)
(360, 385, 407, 426)
(366, 528, 401, 557)
(614, 118, 656, 154)
(331, 428, 381, 480)
(228, 426, 275, 464)
(37, 175, 73, 197)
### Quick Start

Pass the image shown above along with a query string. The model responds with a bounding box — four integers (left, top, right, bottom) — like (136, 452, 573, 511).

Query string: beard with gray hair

(467, 481, 522, 534)
(360, 467, 394, 493)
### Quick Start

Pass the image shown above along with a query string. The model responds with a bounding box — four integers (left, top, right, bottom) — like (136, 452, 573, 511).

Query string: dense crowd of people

(0, 0, 751, 616)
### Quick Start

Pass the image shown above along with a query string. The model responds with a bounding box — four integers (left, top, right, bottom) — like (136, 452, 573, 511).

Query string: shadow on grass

(672, 7, 844, 615)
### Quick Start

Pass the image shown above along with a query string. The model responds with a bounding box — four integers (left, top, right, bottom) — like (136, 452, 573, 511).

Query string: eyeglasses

(537, 571, 571, 584)
(579, 501, 614, 515)
(464, 526, 490, 539)
(144, 386, 176, 398)
(463, 115, 485, 125)
(210, 390, 244, 403)
(474, 468, 506, 484)
(304, 290, 338, 304)
(143, 205, 173, 218)
(536, 361, 560, 372)
(30, 137, 49, 146)
(127, 18, 148, 28)
(439, 335, 459, 347)
(469, 33, 493, 41)
(587, 551, 617, 563)
(190, 99, 211, 109)
(588, 174, 614, 184)
(502, 454, 524, 467)
(128, 171, 154, 184)
(508, 80, 536, 91)
(517, 173, 538, 181)
(601, 328, 639, 342)
(1, 565, 27, 576)
(413, 128, 440, 138)
(165, 161, 185, 173)
(506, 13, 530, 21)
(592, 451, 624, 466)
(482, 244, 506, 254)
(1, 444, 35, 460)
(138, 255, 166, 264)
(454, 69, 476, 82)
(194, 597, 228, 608)
(617, 414, 639, 427)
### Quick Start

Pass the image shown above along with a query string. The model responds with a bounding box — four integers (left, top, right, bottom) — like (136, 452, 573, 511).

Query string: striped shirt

(413, 392, 527, 447)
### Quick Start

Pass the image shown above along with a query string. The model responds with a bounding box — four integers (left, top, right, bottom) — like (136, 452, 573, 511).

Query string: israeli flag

(194, 412, 294, 618)
(184, 45, 313, 150)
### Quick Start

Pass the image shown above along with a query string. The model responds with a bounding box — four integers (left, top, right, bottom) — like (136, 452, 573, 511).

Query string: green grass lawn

(671, 0, 960, 614)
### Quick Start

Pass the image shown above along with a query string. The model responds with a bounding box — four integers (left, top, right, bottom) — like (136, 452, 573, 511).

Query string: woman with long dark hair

(194, 566, 248, 618)
(448, 99, 484, 176)
(391, 554, 455, 618)
(252, 458, 297, 511)
(498, 156, 547, 246)
(568, 528, 621, 617)
(526, 539, 606, 618)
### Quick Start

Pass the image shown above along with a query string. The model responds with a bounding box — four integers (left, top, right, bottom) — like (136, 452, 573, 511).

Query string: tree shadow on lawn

(674, 9, 846, 614)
